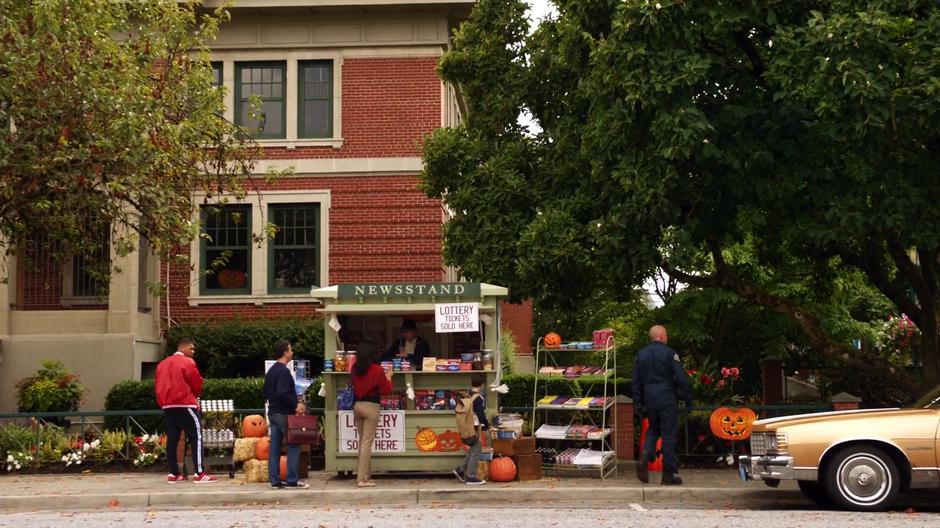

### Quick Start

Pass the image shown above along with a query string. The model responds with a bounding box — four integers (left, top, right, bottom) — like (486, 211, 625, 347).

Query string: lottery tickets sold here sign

(338, 411, 405, 453)
(435, 302, 479, 333)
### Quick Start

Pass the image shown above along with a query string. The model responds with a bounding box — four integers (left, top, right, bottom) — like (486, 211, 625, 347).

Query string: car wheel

(797, 480, 832, 507)
(823, 446, 900, 511)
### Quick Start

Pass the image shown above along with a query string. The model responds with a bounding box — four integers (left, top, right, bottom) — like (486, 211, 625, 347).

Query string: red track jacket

(155, 352, 203, 409)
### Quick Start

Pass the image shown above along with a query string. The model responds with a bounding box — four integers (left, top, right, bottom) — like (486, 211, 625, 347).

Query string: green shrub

(165, 318, 325, 378)
(0, 424, 36, 460)
(500, 329, 520, 375)
(16, 360, 85, 413)
(103, 377, 325, 431)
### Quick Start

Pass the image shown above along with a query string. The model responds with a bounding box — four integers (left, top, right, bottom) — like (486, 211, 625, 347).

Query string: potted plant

(15, 361, 86, 427)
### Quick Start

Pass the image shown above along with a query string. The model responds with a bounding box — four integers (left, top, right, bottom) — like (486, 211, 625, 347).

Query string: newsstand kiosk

(312, 282, 508, 474)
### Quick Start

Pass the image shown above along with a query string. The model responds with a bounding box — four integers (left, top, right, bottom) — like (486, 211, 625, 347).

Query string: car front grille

(750, 433, 771, 456)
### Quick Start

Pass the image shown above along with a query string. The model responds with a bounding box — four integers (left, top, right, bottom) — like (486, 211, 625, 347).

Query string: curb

(0, 487, 806, 512)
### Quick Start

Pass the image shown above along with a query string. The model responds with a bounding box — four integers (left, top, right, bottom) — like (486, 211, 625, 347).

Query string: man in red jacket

(155, 337, 217, 483)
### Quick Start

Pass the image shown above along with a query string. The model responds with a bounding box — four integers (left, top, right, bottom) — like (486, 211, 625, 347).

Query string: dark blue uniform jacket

(632, 341, 693, 412)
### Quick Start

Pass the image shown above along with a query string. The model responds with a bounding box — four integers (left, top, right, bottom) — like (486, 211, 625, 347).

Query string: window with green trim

(211, 62, 222, 89)
(235, 61, 285, 139)
(298, 61, 332, 138)
(201, 205, 251, 295)
(269, 204, 320, 293)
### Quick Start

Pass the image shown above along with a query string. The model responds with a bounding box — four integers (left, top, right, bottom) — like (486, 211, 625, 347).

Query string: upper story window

(299, 61, 332, 138)
(200, 204, 251, 295)
(235, 61, 286, 139)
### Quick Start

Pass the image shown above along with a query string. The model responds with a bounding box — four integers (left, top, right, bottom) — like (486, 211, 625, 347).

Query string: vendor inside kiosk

(313, 282, 507, 474)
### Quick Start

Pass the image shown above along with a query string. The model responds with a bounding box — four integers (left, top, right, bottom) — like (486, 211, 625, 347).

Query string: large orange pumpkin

(544, 332, 562, 348)
(255, 436, 271, 460)
(709, 407, 758, 441)
(279, 455, 288, 481)
(415, 427, 438, 452)
(489, 457, 516, 482)
(435, 430, 463, 452)
(242, 415, 267, 438)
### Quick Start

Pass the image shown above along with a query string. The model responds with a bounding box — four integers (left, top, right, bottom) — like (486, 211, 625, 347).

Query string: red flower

(700, 374, 711, 385)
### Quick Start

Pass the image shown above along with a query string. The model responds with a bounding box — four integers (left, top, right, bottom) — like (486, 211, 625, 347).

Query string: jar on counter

(482, 352, 493, 371)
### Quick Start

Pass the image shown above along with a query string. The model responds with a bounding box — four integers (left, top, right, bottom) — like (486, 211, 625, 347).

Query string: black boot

(636, 460, 649, 484)
(661, 473, 683, 486)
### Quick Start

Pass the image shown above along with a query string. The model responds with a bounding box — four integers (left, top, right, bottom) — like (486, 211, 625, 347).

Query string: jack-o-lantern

(544, 332, 562, 348)
(415, 427, 438, 452)
(218, 268, 247, 289)
(489, 456, 516, 482)
(709, 407, 758, 441)
(255, 436, 271, 460)
(242, 415, 267, 438)
(435, 430, 463, 452)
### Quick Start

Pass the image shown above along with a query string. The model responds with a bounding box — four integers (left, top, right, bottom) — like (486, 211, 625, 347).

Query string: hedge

(104, 373, 630, 431)
(165, 318, 325, 378)
(104, 377, 327, 433)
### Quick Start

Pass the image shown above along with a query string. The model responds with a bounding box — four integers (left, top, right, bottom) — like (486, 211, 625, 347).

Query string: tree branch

(731, 31, 766, 81)
(885, 234, 935, 314)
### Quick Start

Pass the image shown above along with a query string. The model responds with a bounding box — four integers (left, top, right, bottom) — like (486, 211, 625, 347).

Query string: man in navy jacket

(632, 325, 693, 485)
(263, 340, 308, 488)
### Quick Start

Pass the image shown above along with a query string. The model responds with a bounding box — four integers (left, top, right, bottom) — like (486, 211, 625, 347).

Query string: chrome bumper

(739, 455, 796, 482)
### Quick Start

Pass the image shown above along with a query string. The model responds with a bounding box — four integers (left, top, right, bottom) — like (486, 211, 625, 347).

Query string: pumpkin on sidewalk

(255, 437, 271, 460)
(489, 456, 516, 482)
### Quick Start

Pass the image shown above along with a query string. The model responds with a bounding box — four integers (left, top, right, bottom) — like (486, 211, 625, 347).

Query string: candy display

(381, 392, 405, 411)
(414, 390, 458, 411)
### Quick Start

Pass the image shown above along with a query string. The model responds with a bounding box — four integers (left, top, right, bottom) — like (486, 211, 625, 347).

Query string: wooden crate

(512, 453, 543, 481)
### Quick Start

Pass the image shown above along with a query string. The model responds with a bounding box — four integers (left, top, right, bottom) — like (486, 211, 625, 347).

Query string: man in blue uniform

(632, 325, 693, 485)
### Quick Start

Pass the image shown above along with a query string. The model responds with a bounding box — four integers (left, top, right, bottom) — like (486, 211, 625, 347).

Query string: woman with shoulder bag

(350, 340, 393, 487)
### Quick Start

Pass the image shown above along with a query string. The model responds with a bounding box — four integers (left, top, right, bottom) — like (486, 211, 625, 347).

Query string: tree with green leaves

(422, 0, 940, 403)
(0, 0, 271, 284)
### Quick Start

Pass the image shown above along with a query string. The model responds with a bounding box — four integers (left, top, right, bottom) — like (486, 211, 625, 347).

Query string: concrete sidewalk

(0, 466, 806, 511)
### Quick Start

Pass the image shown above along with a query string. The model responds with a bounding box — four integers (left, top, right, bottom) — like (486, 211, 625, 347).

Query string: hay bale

(242, 459, 270, 483)
(477, 460, 489, 481)
(233, 437, 260, 463)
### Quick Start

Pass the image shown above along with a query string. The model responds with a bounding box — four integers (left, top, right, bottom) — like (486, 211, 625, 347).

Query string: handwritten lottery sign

(338, 411, 405, 453)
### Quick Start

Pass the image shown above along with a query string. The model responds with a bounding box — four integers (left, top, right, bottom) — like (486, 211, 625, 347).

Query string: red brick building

(0, 0, 531, 410)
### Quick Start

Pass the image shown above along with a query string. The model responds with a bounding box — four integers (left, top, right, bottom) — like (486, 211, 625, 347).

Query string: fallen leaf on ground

(108, 499, 120, 509)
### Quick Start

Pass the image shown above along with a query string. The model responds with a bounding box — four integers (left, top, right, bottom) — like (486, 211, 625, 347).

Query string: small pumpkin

(415, 427, 438, 452)
(709, 407, 758, 441)
(435, 430, 463, 452)
(279, 455, 288, 481)
(489, 456, 516, 482)
(255, 436, 271, 460)
(544, 332, 562, 348)
(218, 268, 247, 289)
(242, 415, 267, 438)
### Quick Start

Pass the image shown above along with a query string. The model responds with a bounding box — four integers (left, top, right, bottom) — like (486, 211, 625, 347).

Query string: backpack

(455, 393, 481, 439)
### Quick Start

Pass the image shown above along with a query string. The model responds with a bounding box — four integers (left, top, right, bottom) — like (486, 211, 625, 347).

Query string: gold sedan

(740, 385, 940, 511)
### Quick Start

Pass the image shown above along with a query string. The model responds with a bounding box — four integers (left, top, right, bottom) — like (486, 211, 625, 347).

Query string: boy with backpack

(454, 373, 489, 485)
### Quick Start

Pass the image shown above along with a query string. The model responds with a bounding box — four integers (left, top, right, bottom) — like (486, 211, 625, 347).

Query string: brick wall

(163, 174, 444, 323)
(500, 299, 533, 354)
(262, 57, 441, 160)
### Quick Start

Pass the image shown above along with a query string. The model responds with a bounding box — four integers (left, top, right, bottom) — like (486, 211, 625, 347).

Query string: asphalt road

(1, 502, 938, 528)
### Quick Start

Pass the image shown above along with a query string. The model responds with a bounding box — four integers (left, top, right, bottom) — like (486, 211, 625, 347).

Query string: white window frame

(188, 190, 331, 306)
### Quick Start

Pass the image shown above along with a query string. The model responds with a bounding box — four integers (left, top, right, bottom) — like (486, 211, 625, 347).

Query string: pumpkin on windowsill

(217, 268, 247, 289)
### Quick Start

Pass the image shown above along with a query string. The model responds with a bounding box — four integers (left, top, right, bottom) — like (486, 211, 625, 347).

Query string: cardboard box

(512, 453, 543, 481)
(492, 436, 536, 457)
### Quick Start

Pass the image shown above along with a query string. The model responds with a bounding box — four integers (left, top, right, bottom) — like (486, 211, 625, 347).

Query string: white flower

(83, 444, 91, 452)
(655, 2, 662, 8)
